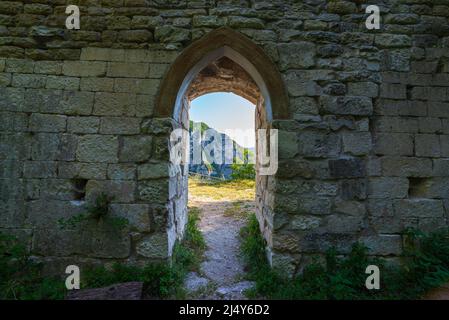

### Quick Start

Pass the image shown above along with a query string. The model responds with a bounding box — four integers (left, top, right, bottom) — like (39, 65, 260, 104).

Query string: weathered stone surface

(86, 180, 136, 203)
(93, 92, 136, 116)
(138, 162, 170, 180)
(380, 157, 432, 177)
(29, 113, 66, 132)
(1, 2, 448, 275)
(320, 96, 373, 116)
(342, 132, 372, 156)
(394, 199, 445, 218)
(100, 117, 141, 135)
(110, 204, 151, 232)
(119, 136, 152, 162)
(278, 42, 316, 70)
(76, 135, 118, 163)
(62, 61, 107, 77)
(368, 177, 409, 199)
(329, 158, 365, 178)
(136, 233, 168, 259)
(138, 180, 169, 203)
(290, 215, 321, 231)
(374, 133, 414, 156)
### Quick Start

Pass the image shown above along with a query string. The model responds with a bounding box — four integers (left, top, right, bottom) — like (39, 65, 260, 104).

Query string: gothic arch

(155, 27, 290, 121)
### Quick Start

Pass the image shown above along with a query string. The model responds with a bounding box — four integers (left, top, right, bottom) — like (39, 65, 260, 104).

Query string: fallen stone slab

(184, 272, 210, 293)
(66, 282, 144, 300)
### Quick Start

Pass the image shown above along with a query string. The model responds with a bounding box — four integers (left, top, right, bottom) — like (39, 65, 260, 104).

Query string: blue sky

(190, 92, 255, 148)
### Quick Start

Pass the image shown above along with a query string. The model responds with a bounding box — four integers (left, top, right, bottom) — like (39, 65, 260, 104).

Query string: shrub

(0, 233, 65, 300)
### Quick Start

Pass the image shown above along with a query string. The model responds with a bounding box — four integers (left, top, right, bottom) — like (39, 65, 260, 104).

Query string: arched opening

(155, 28, 289, 273)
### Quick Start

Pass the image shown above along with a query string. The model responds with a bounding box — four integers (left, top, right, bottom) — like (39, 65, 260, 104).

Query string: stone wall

(1, 0, 449, 276)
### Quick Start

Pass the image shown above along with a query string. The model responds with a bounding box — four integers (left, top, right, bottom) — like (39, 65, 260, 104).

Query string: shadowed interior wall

(0, 1, 448, 276)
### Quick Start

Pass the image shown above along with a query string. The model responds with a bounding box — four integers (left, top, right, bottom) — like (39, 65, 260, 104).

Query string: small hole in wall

(408, 177, 431, 198)
(72, 178, 87, 201)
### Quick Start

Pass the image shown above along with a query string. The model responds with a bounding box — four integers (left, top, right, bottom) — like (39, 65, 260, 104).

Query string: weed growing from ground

(240, 214, 449, 300)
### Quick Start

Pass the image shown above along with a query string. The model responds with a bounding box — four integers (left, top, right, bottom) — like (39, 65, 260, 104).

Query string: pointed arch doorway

(155, 27, 289, 264)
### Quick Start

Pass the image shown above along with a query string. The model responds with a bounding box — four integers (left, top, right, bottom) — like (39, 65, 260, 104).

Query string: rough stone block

(375, 34, 411, 48)
(107, 62, 149, 78)
(324, 215, 363, 233)
(46, 76, 80, 90)
(298, 131, 340, 158)
(0, 111, 28, 132)
(329, 158, 365, 178)
(373, 133, 414, 156)
(58, 162, 107, 180)
(342, 132, 372, 156)
(62, 61, 107, 77)
(380, 157, 432, 177)
(154, 26, 190, 43)
(278, 42, 316, 70)
(368, 177, 409, 198)
(76, 135, 118, 163)
(372, 116, 419, 133)
(347, 82, 378, 97)
(107, 164, 136, 180)
(60, 91, 95, 115)
(419, 118, 442, 133)
(12, 74, 46, 88)
(380, 83, 407, 99)
(415, 134, 441, 157)
(320, 96, 373, 116)
(0, 197, 26, 227)
(114, 78, 159, 95)
(81, 47, 125, 61)
(138, 180, 169, 203)
(136, 233, 168, 259)
(278, 130, 298, 159)
(99, 117, 141, 135)
(5, 59, 34, 73)
(34, 61, 62, 75)
(297, 196, 332, 215)
(86, 180, 136, 203)
(110, 204, 150, 232)
(67, 117, 100, 134)
(433, 159, 449, 176)
(340, 179, 367, 200)
(29, 113, 66, 132)
(440, 135, 449, 157)
(428, 102, 449, 118)
(289, 215, 321, 231)
(394, 199, 445, 218)
(93, 92, 136, 116)
(361, 235, 402, 255)
(24, 161, 57, 178)
(80, 78, 114, 92)
(138, 163, 170, 180)
(0, 87, 25, 111)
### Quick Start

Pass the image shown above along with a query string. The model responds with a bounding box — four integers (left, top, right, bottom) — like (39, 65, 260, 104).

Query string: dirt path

(185, 194, 254, 299)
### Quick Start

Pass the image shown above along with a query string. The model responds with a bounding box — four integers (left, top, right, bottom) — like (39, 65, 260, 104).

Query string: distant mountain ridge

(189, 121, 254, 179)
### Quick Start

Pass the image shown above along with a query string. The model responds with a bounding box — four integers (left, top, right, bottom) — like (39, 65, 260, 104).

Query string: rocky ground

(185, 191, 255, 300)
